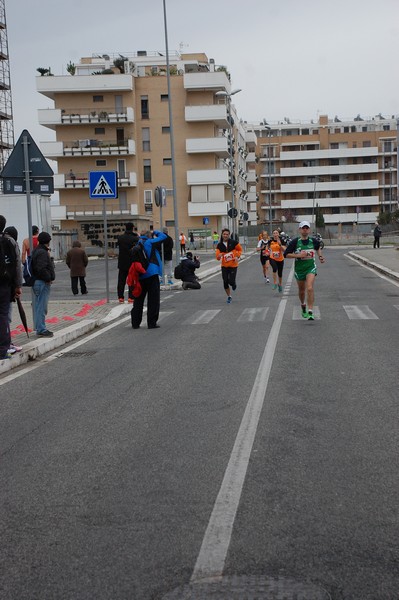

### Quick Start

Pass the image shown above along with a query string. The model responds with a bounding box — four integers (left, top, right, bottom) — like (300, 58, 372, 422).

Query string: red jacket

(126, 261, 147, 297)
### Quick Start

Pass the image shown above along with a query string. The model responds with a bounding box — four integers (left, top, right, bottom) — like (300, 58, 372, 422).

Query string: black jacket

(162, 234, 174, 261)
(117, 231, 139, 270)
(180, 256, 200, 283)
(31, 244, 55, 283)
(216, 238, 239, 253)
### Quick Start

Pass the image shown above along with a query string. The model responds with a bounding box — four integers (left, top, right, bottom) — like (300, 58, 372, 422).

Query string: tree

(66, 61, 76, 76)
(315, 203, 325, 229)
(37, 67, 49, 76)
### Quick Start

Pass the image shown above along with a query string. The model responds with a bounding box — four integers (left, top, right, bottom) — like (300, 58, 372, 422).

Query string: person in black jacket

(31, 231, 55, 337)
(181, 252, 201, 290)
(373, 223, 382, 248)
(117, 222, 139, 303)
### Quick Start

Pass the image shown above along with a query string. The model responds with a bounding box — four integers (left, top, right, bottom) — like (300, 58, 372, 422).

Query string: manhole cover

(60, 350, 97, 358)
(161, 575, 331, 599)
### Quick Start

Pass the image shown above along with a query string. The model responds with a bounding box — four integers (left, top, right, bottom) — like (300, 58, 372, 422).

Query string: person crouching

(181, 252, 201, 290)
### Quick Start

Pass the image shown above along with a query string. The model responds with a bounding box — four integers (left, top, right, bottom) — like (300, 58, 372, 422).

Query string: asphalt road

(1, 249, 398, 600)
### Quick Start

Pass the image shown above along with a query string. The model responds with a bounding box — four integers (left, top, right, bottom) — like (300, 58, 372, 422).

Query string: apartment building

(36, 51, 252, 248)
(249, 114, 398, 231)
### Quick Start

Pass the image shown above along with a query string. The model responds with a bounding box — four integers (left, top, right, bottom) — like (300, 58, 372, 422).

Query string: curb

(347, 252, 399, 282)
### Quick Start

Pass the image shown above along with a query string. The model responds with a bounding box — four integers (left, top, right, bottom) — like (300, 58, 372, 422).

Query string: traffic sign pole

(102, 199, 110, 303)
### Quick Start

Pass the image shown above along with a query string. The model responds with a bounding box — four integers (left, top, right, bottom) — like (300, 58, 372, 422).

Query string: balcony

(280, 164, 379, 178)
(188, 201, 229, 217)
(187, 168, 230, 186)
(280, 180, 379, 193)
(36, 74, 134, 99)
(247, 170, 257, 183)
(185, 104, 228, 127)
(280, 147, 378, 162)
(54, 171, 137, 190)
(184, 71, 230, 92)
(41, 138, 136, 158)
(281, 195, 379, 210)
(186, 136, 229, 157)
(38, 106, 134, 129)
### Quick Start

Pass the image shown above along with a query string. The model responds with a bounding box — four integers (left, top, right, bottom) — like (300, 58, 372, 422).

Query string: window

(142, 127, 150, 151)
(344, 127, 349, 133)
(96, 159, 107, 166)
(119, 190, 127, 211)
(144, 190, 152, 204)
(383, 124, 390, 131)
(330, 143, 339, 149)
(141, 95, 149, 119)
(302, 129, 309, 135)
(334, 128, 341, 134)
(352, 142, 357, 148)
(160, 94, 169, 102)
(93, 95, 104, 102)
(162, 126, 170, 134)
(362, 126, 367, 132)
(362, 140, 371, 148)
(95, 127, 105, 135)
(143, 159, 151, 182)
(163, 158, 172, 165)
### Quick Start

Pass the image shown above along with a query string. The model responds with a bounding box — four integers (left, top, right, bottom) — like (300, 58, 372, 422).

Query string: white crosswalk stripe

(343, 305, 378, 319)
(292, 306, 321, 320)
(237, 307, 269, 322)
(185, 309, 221, 325)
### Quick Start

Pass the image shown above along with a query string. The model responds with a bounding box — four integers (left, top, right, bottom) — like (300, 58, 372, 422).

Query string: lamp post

(215, 88, 242, 238)
(262, 121, 272, 234)
(162, 0, 179, 266)
(312, 176, 318, 231)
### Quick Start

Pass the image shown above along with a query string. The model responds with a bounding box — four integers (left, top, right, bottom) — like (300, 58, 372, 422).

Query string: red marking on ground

(46, 317, 60, 324)
(93, 299, 107, 306)
(62, 316, 75, 321)
(74, 303, 93, 317)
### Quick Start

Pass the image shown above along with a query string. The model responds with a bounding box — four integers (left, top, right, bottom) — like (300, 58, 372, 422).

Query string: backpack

(130, 241, 149, 270)
(23, 255, 35, 286)
(174, 263, 183, 280)
(0, 234, 17, 285)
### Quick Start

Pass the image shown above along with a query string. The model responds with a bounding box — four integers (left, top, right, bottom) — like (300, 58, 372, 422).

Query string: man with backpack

(0, 215, 22, 360)
(130, 229, 167, 330)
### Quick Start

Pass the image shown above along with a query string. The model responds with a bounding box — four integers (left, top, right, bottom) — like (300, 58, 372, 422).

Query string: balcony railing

(64, 138, 135, 156)
(56, 171, 137, 189)
(60, 107, 132, 124)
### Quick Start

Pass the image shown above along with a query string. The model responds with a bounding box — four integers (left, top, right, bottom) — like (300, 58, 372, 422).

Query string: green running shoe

(307, 311, 314, 320)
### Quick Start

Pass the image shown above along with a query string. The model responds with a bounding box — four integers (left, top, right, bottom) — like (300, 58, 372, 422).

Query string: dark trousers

(131, 275, 160, 328)
(373, 236, 380, 248)
(0, 284, 11, 359)
(71, 276, 87, 295)
(221, 266, 237, 290)
(117, 268, 133, 300)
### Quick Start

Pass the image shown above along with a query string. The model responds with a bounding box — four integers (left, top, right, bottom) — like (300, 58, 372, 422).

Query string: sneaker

(1, 352, 12, 360)
(118, 298, 124, 304)
(182, 282, 188, 290)
(278, 285, 283, 293)
(307, 311, 314, 321)
(272, 283, 277, 290)
(10, 344, 23, 352)
(266, 278, 270, 284)
(37, 330, 54, 337)
(226, 296, 232, 304)
(301, 309, 308, 319)
(168, 280, 173, 285)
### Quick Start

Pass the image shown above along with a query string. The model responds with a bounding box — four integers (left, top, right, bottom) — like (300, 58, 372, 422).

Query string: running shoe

(272, 284, 277, 290)
(118, 298, 124, 303)
(301, 310, 308, 319)
(307, 311, 314, 321)
(232, 284, 237, 291)
(226, 296, 232, 304)
(266, 278, 270, 284)
(278, 285, 283, 293)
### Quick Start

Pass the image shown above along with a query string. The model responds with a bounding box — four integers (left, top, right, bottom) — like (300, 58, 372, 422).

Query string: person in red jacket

(215, 228, 242, 304)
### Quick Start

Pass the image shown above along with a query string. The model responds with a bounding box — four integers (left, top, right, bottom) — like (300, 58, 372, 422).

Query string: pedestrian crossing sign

(89, 171, 118, 199)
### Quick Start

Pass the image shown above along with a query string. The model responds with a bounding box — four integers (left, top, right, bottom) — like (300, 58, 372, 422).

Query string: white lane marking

(158, 311, 174, 322)
(186, 310, 221, 325)
(190, 266, 294, 582)
(343, 305, 379, 320)
(292, 306, 321, 320)
(394, 305, 399, 311)
(237, 307, 269, 322)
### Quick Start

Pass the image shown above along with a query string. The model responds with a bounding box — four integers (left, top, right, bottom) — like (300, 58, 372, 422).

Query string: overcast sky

(7, 0, 399, 146)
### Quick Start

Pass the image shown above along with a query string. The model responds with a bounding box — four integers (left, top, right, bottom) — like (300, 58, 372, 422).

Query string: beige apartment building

(36, 51, 252, 248)
(250, 114, 398, 231)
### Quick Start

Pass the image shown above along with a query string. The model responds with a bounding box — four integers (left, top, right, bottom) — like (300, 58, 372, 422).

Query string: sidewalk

(0, 255, 222, 375)
(347, 245, 399, 283)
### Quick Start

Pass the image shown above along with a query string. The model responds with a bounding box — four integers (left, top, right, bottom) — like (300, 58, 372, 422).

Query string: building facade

(36, 51, 253, 249)
(248, 114, 398, 231)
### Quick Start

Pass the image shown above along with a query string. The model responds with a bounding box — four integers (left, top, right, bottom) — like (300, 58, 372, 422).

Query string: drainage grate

(60, 351, 97, 358)
(162, 575, 332, 600)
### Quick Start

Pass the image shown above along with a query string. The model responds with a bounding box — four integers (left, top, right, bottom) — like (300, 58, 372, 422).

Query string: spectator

(21, 225, 39, 265)
(131, 229, 167, 329)
(66, 240, 89, 295)
(162, 227, 174, 284)
(181, 252, 201, 290)
(0, 216, 22, 360)
(179, 232, 187, 256)
(188, 231, 196, 250)
(373, 223, 382, 249)
(4, 226, 23, 355)
(31, 232, 55, 337)
(117, 222, 139, 303)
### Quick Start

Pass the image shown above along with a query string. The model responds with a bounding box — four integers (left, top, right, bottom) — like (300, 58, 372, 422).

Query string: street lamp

(312, 175, 318, 231)
(215, 88, 242, 238)
(162, 0, 180, 266)
(262, 120, 273, 234)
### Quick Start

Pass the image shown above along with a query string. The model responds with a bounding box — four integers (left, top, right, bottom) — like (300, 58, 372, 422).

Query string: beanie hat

(186, 252, 193, 259)
(38, 232, 51, 244)
(4, 226, 18, 241)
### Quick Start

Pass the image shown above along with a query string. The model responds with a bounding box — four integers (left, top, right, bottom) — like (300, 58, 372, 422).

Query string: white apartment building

(36, 51, 252, 248)
(248, 114, 398, 230)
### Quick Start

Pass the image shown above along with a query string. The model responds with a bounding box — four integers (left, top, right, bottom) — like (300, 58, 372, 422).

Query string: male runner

(284, 221, 325, 320)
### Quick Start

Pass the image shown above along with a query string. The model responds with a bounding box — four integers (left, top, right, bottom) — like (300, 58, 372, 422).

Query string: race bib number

(262, 249, 270, 257)
(272, 251, 280, 258)
(223, 252, 234, 263)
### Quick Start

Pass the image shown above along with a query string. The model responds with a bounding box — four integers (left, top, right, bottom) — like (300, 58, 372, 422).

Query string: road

(1, 249, 398, 600)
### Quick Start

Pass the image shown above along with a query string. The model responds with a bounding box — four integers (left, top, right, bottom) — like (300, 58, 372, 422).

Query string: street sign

(0, 129, 54, 194)
(228, 208, 238, 218)
(203, 217, 209, 225)
(154, 186, 167, 207)
(89, 171, 118, 199)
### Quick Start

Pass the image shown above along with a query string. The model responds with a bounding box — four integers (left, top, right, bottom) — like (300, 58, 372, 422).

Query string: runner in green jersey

(284, 220, 325, 320)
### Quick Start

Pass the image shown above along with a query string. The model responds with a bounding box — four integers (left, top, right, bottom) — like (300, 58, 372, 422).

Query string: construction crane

(0, 0, 14, 185)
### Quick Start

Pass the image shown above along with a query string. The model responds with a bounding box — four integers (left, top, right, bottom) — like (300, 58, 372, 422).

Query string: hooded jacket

(31, 244, 55, 283)
(180, 255, 200, 283)
(216, 238, 242, 268)
(138, 230, 167, 279)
